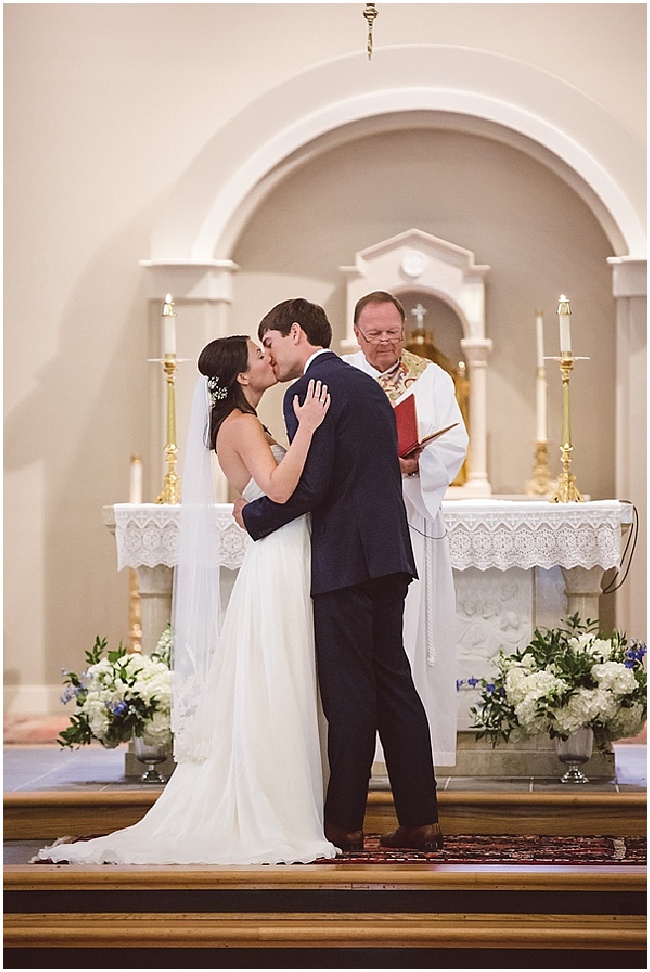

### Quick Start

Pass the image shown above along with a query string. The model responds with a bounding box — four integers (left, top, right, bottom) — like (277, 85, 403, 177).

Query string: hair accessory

(206, 375, 228, 403)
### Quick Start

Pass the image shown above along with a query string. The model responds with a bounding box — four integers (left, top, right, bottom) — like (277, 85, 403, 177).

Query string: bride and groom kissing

(36, 297, 441, 867)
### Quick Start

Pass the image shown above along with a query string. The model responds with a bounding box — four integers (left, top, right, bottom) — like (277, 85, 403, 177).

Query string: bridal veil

(171, 376, 222, 762)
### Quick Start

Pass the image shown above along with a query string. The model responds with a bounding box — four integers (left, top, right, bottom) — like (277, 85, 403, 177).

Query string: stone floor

(3, 740, 646, 794)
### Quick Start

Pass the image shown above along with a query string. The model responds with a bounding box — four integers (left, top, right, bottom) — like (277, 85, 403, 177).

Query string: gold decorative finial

(363, 3, 378, 60)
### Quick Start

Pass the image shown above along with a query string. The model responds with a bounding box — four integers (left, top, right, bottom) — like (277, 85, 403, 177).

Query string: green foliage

(465, 615, 647, 755)
(57, 635, 171, 750)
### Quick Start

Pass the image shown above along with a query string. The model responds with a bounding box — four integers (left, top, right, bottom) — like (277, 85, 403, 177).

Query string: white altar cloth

(105, 499, 631, 773)
(111, 499, 631, 573)
(442, 499, 631, 572)
(112, 503, 244, 571)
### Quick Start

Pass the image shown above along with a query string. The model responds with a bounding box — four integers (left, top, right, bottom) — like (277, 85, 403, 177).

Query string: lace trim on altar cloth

(113, 503, 249, 571)
(443, 501, 627, 572)
(112, 500, 629, 573)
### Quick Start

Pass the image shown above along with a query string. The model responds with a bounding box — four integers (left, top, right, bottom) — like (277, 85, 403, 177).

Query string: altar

(103, 498, 632, 776)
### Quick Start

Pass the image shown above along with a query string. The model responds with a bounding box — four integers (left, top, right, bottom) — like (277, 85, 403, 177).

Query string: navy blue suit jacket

(241, 351, 416, 596)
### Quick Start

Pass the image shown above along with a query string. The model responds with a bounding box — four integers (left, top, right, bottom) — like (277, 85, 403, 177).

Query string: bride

(37, 334, 337, 865)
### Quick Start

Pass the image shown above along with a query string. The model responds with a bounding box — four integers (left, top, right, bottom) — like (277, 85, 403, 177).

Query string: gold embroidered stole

(376, 350, 430, 402)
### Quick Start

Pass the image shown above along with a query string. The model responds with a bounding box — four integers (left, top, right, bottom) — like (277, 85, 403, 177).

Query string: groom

(233, 297, 442, 852)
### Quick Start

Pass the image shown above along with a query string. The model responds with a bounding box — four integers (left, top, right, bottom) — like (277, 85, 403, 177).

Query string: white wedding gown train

(38, 453, 336, 865)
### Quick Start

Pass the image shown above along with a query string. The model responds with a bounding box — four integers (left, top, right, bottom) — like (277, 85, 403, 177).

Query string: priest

(343, 291, 469, 766)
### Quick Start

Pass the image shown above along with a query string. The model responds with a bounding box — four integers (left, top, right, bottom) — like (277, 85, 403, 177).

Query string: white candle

(558, 294, 572, 354)
(129, 454, 143, 504)
(536, 372, 547, 441)
(535, 310, 544, 370)
(162, 293, 176, 357)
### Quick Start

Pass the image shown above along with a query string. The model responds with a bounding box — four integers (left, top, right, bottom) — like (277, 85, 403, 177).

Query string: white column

(461, 338, 492, 496)
(608, 257, 647, 640)
(136, 564, 174, 655)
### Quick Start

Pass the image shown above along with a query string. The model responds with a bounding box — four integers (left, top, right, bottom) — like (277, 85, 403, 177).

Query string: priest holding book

(343, 291, 469, 766)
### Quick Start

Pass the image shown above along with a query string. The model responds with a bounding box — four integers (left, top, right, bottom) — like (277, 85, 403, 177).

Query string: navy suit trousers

(313, 572, 439, 832)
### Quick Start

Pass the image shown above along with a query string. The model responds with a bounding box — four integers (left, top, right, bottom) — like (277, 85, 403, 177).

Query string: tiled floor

(4, 743, 147, 793)
(3, 741, 647, 793)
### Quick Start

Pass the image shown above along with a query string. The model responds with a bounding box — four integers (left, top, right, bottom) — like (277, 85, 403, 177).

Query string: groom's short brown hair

(258, 298, 332, 348)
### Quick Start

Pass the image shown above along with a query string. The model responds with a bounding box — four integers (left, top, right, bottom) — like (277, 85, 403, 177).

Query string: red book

(394, 394, 419, 458)
(394, 394, 459, 458)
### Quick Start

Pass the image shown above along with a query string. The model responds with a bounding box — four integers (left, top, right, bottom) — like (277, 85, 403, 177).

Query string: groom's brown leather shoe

(325, 819, 364, 851)
(379, 822, 443, 852)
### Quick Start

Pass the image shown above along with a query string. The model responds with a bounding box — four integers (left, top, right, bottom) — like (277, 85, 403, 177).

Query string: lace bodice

(242, 444, 286, 502)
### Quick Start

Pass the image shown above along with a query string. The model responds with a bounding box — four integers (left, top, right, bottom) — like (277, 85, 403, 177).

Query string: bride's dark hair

(198, 335, 257, 451)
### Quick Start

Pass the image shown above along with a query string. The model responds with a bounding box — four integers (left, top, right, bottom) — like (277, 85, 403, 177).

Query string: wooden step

(4, 788, 646, 840)
(4, 862, 646, 951)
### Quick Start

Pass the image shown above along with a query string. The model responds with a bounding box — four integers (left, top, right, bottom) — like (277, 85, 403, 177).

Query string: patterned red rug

(31, 833, 646, 866)
(316, 834, 646, 865)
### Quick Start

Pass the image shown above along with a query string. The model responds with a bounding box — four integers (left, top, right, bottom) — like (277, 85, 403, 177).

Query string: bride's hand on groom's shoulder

(232, 498, 248, 531)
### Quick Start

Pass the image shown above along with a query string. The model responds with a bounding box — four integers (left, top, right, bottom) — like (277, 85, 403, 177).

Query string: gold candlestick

(127, 568, 142, 653)
(156, 295, 181, 505)
(526, 439, 555, 497)
(127, 452, 143, 651)
(155, 355, 181, 504)
(550, 351, 584, 503)
(551, 294, 584, 503)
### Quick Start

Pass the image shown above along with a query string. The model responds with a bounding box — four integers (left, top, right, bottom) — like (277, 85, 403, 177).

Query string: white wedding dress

(37, 448, 337, 866)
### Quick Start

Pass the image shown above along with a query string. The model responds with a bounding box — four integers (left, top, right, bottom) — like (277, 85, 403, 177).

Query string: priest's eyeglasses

(356, 328, 403, 345)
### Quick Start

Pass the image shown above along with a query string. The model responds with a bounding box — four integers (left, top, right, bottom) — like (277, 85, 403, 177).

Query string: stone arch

(143, 44, 645, 282)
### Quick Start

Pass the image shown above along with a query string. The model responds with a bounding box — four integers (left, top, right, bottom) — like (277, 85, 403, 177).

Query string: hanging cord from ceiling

(363, 3, 378, 60)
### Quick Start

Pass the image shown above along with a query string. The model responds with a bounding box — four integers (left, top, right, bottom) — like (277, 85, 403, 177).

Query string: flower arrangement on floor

(58, 629, 172, 750)
(465, 615, 647, 755)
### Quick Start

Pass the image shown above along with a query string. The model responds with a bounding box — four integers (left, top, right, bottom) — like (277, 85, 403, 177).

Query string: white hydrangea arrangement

(466, 615, 647, 754)
(58, 632, 172, 749)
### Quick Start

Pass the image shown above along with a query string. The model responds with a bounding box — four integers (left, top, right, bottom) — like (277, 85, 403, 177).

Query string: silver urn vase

(553, 727, 594, 784)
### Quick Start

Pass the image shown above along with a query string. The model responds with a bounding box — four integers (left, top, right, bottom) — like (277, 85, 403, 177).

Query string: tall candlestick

(526, 307, 552, 495)
(127, 460, 142, 650)
(535, 309, 544, 370)
(162, 293, 176, 357)
(129, 454, 142, 504)
(550, 351, 584, 504)
(536, 371, 547, 441)
(155, 356, 181, 505)
(557, 294, 572, 354)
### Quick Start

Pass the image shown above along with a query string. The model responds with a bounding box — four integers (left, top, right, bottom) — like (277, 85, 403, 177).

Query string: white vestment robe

(343, 352, 469, 765)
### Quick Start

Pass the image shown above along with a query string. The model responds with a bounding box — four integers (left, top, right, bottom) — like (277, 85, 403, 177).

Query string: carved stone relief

(454, 565, 564, 729)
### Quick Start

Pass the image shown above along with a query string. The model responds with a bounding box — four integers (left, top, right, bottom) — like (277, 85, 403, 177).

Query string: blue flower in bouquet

(58, 635, 172, 749)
